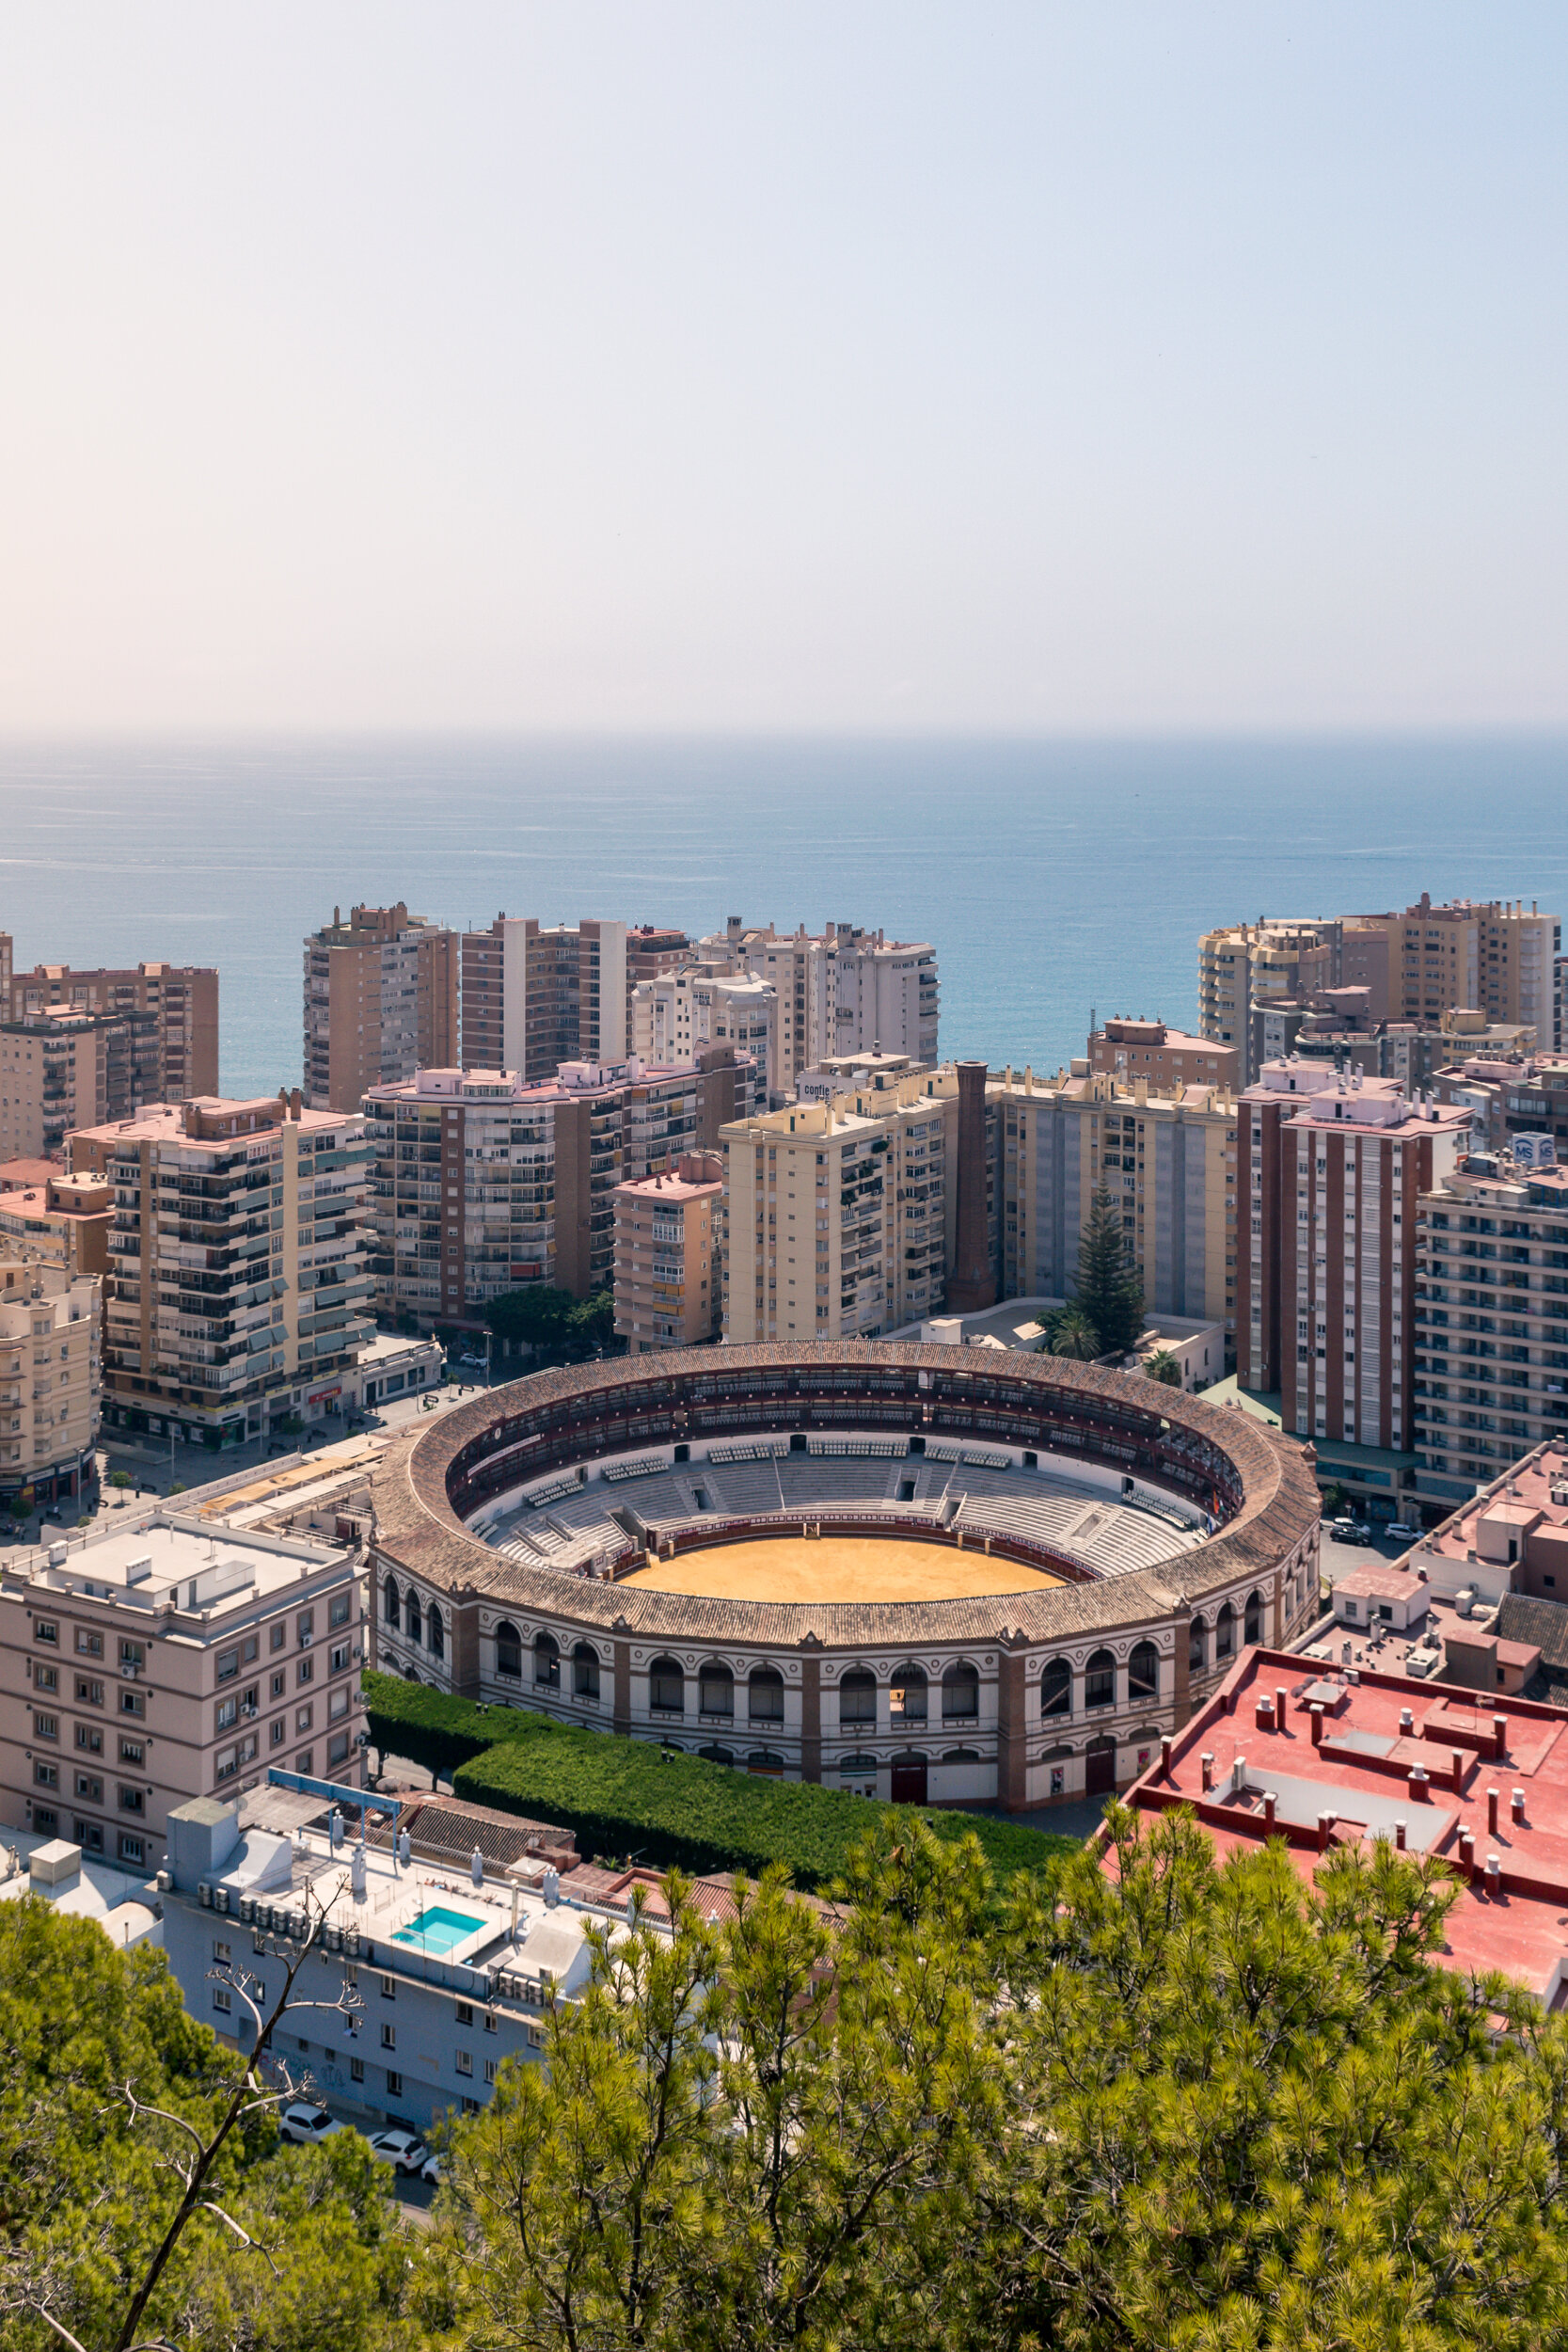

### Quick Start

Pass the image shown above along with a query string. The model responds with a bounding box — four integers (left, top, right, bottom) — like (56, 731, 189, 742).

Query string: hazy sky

(1, 5, 1563, 733)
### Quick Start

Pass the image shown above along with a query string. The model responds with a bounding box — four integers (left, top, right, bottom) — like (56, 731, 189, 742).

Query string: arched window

(382, 1576, 401, 1631)
(573, 1642, 600, 1701)
(1041, 1657, 1071, 1718)
(1128, 1641, 1159, 1701)
(427, 1602, 444, 1661)
(1189, 1615, 1207, 1673)
(649, 1656, 684, 1714)
(839, 1667, 877, 1724)
(890, 1664, 927, 1723)
(534, 1631, 561, 1689)
(405, 1591, 421, 1646)
(1243, 1589, 1263, 1646)
(699, 1662, 735, 1719)
(1085, 1648, 1116, 1709)
(942, 1746, 981, 1763)
(748, 1665, 784, 1723)
(747, 1750, 784, 1776)
(1215, 1602, 1235, 1661)
(404, 1667, 420, 1684)
(941, 1661, 979, 1720)
(698, 1744, 734, 1767)
(495, 1620, 522, 1680)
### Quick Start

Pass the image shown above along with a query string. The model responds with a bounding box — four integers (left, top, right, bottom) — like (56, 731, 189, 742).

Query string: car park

(366, 2128, 429, 2174)
(278, 2102, 349, 2146)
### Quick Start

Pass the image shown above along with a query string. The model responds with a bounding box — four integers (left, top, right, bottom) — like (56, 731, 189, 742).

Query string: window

(118, 1833, 145, 1867)
(34, 1619, 58, 1646)
(120, 1640, 145, 1671)
(327, 1730, 351, 1768)
(74, 1629, 103, 1658)
(34, 1713, 58, 1741)
(75, 1772, 103, 1802)
(380, 1973, 395, 1998)
(75, 1677, 104, 1708)
(329, 1589, 352, 1629)
(118, 1785, 144, 1814)
(889, 1665, 927, 1723)
(534, 1631, 561, 1690)
(699, 1663, 734, 1718)
(484, 2010, 498, 2034)
(295, 1750, 313, 1777)
(32, 1806, 59, 1835)
(33, 1663, 57, 1693)
(405, 1594, 421, 1645)
(214, 1744, 239, 1783)
(1128, 1642, 1159, 1701)
(381, 2024, 396, 2051)
(455, 2048, 472, 2076)
(573, 1643, 599, 1700)
(1189, 1616, 1207, 1672)
(1215, 1603, 1235, 1661)
(495, 1620, 521, 1679)
(241, 1635, 258, 1666)
(216, 1647, 240, 1683)
(484, 2057, 498, 2083)
(76, 1724, 103, 1755)
(296, 1611, 314, 1646)
(214, 1937, 231, 1962)
(295, 1705, 314, 1735)
(941, 1662, 979, 1720)
(349, 2056, 365, 2084)
(271, 1670, 286, 1699)
(75, 1820, 103, 1854)
(1040, 1658, 1071, 1718)
(383, 1577, 402, 1632)
(1243, 1590, 1263, 1646)
(270, 1621, 287, 1653)
(527, 2026, 544, 2050)
(119, 1690, 144, 1719)
(385, 2070, 403, 2097)
(455, 2000, 473, 2027)
(748, 1666, 784, 1723)
(297, 1657, 314, 1688)
(215, 1695, 238, 1733)
(1084, 1650, 1116, 1709)
(119, 1737, 144, 1765)
(648, 1656, 684, 1714)
(33, 1761, 58, 1789)
(428, 1603, 444, 1661)
(839, 1668, 877, 1724)
(329, 1642, 351, 1677)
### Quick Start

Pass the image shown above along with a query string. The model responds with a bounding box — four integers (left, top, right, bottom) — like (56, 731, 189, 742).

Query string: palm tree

(1050, 1308, 1102, 1361)
(1143, 1348, 1182, 1388)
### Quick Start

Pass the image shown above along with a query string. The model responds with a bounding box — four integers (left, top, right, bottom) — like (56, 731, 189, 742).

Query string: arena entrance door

(1084, 1738, 1117, 1797)
(890, 1753, 927, 1804)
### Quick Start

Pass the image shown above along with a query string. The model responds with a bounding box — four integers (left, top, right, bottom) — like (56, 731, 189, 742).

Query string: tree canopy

(1142, 1345, 1182, 1386)
(1071, 1183, 1146, 1357)
(485, 1285, 615, 1358)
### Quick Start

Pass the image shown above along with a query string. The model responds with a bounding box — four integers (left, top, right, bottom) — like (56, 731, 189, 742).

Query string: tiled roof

(1497, 1594, 1568, 1671)
(369, 1343, 1320, 1653)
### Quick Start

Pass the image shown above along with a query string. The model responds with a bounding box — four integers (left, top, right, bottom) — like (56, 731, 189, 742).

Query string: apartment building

(1431, 1054, 1568, 1160)
(612, 1151, 723, 1352)
(630, 961, 774, 1094)
(626, 926, 691, 997)
(1088, 1016, 1238, 1093)
(0, 941, 218, 1101)
(1411, 1141, 1568, 1503)
(68, 1094, 373, 1448)
(0, 1509, 365, 1865)
(698, 918, 940, 1103)
(721, 1067, 960, 1343)
(303, 904, 458, 1113)
(1342, 896, 1560, 1047)
(989, 1068, 1236, 1342)
(1235, 1061, 1468, 1452)
(0, 1252, 101, 1518)
(1255, 996, 1535, 1091)
(0, 1009, 112, 1160)
(459, 916, 628, 1084)
(364, 1057, 742, 1328)
(1197, 921, 1342, 1088)
(0, 1171, 113, 1279)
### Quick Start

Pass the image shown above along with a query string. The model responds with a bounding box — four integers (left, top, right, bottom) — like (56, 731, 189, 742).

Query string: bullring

(369, 1343, 1321, 1811)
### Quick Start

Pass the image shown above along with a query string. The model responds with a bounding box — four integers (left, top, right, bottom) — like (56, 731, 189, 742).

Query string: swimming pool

(391, 1904, 484, 1955)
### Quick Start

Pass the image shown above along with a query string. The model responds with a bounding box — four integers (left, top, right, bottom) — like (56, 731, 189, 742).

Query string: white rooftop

(7, 1510, 348, 1618)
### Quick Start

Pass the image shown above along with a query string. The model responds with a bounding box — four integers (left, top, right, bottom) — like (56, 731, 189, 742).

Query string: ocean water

(1, 734, 1564, 1100)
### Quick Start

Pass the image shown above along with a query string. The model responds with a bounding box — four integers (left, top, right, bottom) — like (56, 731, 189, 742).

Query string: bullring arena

(369, 1343, 1321, 1812)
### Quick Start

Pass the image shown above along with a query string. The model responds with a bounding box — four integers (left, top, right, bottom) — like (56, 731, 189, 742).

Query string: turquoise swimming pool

(392, 1904, 483, 1955)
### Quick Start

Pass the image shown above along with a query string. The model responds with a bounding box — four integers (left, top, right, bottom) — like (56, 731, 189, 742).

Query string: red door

(890, 1756, 927, 1804)
(1085, 1741, 1117, 1797)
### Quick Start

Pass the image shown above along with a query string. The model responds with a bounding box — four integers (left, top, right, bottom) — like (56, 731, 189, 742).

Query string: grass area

(363, 1671, 1079, 1895)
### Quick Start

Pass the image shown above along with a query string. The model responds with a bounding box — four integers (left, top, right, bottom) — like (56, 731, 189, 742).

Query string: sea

(1, 733, 1564, 1101)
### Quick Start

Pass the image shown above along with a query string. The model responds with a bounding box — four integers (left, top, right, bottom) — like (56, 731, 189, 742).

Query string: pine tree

(1071, 1184, 1145, 1356)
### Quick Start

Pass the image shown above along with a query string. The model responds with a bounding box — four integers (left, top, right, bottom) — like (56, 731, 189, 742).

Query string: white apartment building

(0, 1507, 366, 1868)
(0, 1253, 101, 1519)
(721, 1067, 959, 1343)
(697, 919, 939, 1103)
(68, 1095, 373, 1449)
(630, 963, 774, 1090)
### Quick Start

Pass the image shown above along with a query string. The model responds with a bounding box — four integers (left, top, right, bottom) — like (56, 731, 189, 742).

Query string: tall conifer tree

(1072, 1184, 1145, 1356)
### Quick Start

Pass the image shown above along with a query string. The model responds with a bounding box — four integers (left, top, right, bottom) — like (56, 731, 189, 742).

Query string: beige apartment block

(0, 1010, 110, 1160)
(0, 1509, 366, 1867)
(303, 903, 458, 1114)
(990, 1067, 1236, 1344)
(630, 961, 774, 1092)
(1197, 920, 1342, 1088)
(68, 1094, 372, 1448)
(0, 942, 218, 1102)
(459, 916, 628, 1084)
(1412, 1145, 1568, 1498)
(364, 1056, 752, 1329)
(721, 1067, 960, 1343)
(1235, 1062, 1468, 1452)
(612, 1151, 724, 1352)
(697, 918, 939, 1103)
(0, 1253, 101, 1517)
(0, 1172, 113, 1279)
(1343, 896, 1560, 1047)
(1088, 1016, 1238, 1094)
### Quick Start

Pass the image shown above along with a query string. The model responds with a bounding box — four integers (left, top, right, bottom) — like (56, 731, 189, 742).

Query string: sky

(0, 5, 1563, 735)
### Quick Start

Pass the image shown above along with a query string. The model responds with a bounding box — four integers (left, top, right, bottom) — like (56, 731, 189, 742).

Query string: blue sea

(1, 734, 1564, 1100)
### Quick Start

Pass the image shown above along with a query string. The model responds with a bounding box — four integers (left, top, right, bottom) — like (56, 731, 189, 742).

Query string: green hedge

(365, 1672, 1074, 1891)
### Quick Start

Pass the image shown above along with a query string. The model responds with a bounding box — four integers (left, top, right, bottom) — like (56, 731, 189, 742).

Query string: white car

(1385, 1521, 1421, 1544)
(365, 2128, 429, 2175)
(420, 2152, 445, 2187)
(278, 2101, 349, 2147)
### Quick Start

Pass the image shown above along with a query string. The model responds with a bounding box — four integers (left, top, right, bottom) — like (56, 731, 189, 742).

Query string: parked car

(278, 2102, 349, 2146)
(1385, 1520, 1421, 1544)
(366, 2128, 429, 2175)
(420, 2152, 445, 2187)
(1330, 1518, 1373, 1546)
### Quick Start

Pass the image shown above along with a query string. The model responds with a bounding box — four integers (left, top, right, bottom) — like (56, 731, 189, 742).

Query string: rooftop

(1121, 1645, 1568, 1999)
(1416, 1440, 1568, 1569)
(1332, 1563, 1430, 1603)
(1, 1508, 351, 1622)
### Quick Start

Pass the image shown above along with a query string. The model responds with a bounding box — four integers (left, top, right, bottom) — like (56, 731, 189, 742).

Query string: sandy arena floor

(619, 1532, 1063, 1604)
